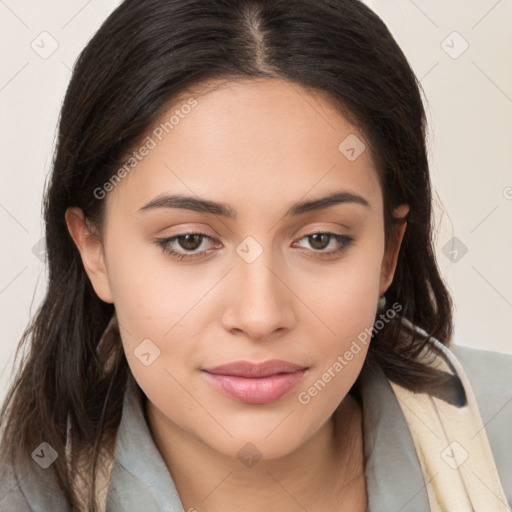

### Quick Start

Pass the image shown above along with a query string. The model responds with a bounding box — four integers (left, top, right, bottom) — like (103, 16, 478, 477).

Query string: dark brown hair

(0, 0, 453, 510)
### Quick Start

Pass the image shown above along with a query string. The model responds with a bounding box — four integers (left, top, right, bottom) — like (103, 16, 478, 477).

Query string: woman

(1, 0, 511, 511)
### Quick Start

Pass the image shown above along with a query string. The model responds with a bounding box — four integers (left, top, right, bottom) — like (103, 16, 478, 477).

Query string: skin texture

(66, 77, 408, 511)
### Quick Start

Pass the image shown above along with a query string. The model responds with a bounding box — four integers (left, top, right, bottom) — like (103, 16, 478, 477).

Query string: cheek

(298, 232, 384, 344)
(293, 233, 383, 402)
(104, 228, 204, 334)
(103, 233, 208, 383)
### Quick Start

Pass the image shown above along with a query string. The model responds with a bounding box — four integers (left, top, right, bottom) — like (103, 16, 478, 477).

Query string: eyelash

(155, 231, 354, 262)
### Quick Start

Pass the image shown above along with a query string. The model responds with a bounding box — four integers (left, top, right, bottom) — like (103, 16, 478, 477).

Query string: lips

(202, 359, 308, 405)
(204, 359, 307, 378)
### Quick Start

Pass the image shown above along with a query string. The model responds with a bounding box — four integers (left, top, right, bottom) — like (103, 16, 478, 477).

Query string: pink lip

(202, 360, 308, 405)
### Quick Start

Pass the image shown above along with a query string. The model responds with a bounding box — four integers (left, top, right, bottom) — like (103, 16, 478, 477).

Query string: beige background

(1, 0, 511, 406)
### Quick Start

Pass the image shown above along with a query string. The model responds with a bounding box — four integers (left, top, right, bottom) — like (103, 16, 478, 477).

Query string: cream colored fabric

(390, 337, 510, 512)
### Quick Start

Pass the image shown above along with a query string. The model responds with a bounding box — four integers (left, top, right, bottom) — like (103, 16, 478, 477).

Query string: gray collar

(357, 361, 431, 511)
(106, 374, 185, 512)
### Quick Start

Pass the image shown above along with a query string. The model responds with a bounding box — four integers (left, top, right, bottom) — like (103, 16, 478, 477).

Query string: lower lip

(202, 370, 307, 405)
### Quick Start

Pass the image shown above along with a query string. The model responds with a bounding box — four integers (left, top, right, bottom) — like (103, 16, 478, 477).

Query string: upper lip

(203, 359, 308, 378)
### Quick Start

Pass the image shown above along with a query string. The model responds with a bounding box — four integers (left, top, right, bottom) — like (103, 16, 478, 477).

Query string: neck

(145, 392, 367, 512)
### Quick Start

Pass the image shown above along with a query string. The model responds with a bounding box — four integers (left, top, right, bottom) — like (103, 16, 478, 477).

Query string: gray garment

(1, 344, 511, 511)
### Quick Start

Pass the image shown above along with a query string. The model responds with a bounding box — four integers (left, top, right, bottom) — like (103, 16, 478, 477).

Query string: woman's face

(69, 77, 407, 461)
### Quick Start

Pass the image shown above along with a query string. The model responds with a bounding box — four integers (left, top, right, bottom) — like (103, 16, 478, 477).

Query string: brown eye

(308, 233, 331, 250)
(293, 232, 354, 259)
(155, 231, 354, 263)
(155, 232, 216, 261)
(177, 234, 203, 251)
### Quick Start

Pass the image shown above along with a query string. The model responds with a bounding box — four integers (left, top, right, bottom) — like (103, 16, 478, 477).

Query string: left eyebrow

(137, 190, 371, 219)
(285, 191, 371, 216)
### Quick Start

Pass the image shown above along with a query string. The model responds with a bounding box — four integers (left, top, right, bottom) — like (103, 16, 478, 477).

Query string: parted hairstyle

(0, 0, 453, 510)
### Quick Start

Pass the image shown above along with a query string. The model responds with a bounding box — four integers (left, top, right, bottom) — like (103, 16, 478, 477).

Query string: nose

(221, 251, 296, 342)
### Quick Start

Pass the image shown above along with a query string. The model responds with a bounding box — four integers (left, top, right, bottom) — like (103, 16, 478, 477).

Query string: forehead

(107, 77, 382, 218)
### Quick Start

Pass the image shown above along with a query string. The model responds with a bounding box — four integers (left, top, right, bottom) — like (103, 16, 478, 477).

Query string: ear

(65, 207, 114, 303)
(379, 203, 410, 296)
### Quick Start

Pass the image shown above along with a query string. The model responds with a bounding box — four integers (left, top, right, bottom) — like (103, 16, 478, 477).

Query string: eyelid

(155, 224, 216, 238)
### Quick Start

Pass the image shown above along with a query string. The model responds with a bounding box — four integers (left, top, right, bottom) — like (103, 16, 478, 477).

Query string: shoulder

(449, 344, 512, 398)
(449, 344, 512, 429)
(449, 344, 512, 500)
(0, 463, 31, 512)
(0, 460, 71, 512)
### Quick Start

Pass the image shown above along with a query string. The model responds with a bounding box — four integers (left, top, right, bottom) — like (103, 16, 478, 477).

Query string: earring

(377, 295, 387, 312)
